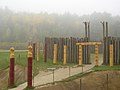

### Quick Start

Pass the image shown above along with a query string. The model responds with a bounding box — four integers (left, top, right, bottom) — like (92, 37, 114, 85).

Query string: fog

(0, 0, 120, 49)
(0, 0, 119, 16)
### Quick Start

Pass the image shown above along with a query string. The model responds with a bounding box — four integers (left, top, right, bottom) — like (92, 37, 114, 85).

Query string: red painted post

(27, 46, 33, 87)
(9, 47, 15, 86)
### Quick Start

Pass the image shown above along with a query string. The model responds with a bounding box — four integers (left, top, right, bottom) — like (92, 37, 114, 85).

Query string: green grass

(0, 51, 28, 70)
(0, 50, 76, 89)
(0, 50, 75, 71)
(0, 51, 10, 69)
(92, 65, 120, 71)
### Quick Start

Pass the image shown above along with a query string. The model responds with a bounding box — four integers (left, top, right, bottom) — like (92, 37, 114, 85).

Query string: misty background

(0, 0, 120, 49)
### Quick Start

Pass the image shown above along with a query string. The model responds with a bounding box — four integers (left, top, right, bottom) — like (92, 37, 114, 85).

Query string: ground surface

(0, 65, 27, 89)
(35, 71, 120, 90)
(8, 64, 94, 90)
(0, 52, 103, 90)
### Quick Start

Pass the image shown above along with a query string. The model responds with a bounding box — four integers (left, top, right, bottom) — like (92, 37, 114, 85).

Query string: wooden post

(110, 44, 113, 66)
(88, 22, 90, 64)
(44, 42, 47, 62)
(107, 74, 109, 90)
(63, 45, 67, 65)
(88, 22, 90, 41)
(101, 21, 105, 64)
(95, 44, 99, 66)
(106, 22, 109, 64)
(33, 43, 36, 59)
(80, 79, 82, 90)
(37, 42, 40, 61)
(101, 21, 105, 40)
(53, 44, 57, 64)
(118, 38, 120, 64)
(79, 45, 82, 65)
(84, 22, 87, 64)
(9, 47, 15, 86)
(27, 46, 33, 87)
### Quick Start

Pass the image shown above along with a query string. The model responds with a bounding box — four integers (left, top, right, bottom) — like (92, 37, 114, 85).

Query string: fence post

(44, 42, 47, 62)
(37, 42, 40, 61)
(106, 74, 109, 90)
(63, 45, 67, 65)
(9, 47, 15, 86)
(110, 44, 113, 66)
(27, 46, 33, 87)
(80, 79, 82, 90)
(53, 44, 57, 64)
(33, 43, 36, 59)
(95, 44, 99, 66)
(79, 45, 82, 65)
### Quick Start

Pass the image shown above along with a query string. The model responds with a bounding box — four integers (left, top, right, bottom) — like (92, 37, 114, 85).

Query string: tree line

(0, 7, 120, 49)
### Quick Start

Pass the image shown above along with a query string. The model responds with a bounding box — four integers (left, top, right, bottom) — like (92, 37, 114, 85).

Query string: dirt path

(9, 64, 94, 90)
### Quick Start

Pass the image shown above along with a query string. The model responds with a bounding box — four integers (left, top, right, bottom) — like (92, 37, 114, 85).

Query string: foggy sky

(0, 0, 119, 16)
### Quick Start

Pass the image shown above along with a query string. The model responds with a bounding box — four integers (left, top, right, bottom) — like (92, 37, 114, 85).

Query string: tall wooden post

(95, 44, 99, 66)
(88, 22, 90, 41)
(110, 44, 113, 66)
(27, 46, 33, 87)
(79, 45, 82, 65)
(101, 21, 106, 64)
(85, 22, 87, 64)
(101, 21, 105, 40)
(88, 22, 90, 64)
(53, 44, 57, 64)
(9, 47, 15, 86)
(44, 43, 47, 62)
(63, 45, 67, 65)
(106, 22, 109, 64)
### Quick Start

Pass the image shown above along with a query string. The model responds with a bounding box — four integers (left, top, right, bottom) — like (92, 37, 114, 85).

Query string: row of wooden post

(53, 44, 67, 65)
(9, 44, 114, 87)
(45, 37, 91, 64)
(53, 43, 98, 66)
(76, 42, 101, 66)
(53, 43, 113, 66)
(9, 46, 33, 88)
(103, 37, 120, 65)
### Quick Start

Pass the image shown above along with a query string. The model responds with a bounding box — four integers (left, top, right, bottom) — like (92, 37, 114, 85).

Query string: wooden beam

(76, 42, 102, 46)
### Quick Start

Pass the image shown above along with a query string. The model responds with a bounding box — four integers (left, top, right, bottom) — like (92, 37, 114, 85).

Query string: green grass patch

(92, 65, 120, 71)
(0, 51, 28, 70)
(0, 51, 10, 69)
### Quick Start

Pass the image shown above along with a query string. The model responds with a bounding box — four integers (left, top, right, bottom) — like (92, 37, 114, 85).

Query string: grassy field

(0, 50, 76, 72)
(1, 52, 120, 72)
(0, 50, 28, 70)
